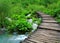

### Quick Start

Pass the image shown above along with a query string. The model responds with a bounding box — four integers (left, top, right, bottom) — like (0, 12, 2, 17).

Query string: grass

(0, 0, 60, 34)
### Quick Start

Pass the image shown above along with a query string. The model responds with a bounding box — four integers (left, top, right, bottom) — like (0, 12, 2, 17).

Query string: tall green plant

(0, 3, 10, 28)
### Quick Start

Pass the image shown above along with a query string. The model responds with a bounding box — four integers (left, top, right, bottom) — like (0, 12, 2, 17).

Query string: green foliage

(43, 1, 60, 23)
(4, 14, 32, 34)
(0, 2, 10, 28)
(0, 0, 60, 34)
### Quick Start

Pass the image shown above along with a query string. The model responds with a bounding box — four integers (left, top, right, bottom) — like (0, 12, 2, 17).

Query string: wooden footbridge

(22, 12, 60, 43)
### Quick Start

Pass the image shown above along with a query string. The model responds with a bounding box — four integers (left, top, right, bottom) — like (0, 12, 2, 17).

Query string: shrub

(5, 14, 32, 34)
(0, 2, 10, 28)
(1, 0, 60, 34)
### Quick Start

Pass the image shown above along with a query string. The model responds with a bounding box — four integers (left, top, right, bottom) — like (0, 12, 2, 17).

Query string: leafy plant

(1, 0, 60, 34)
(0, 2, 10, 28)
(5, 14, 32, 34)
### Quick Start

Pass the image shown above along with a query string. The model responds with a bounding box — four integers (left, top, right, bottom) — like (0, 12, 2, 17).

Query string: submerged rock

(0, 28, 6, 34)
(13, 32, 18, 35)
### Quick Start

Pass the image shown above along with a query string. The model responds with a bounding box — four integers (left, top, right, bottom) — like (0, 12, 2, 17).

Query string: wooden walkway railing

(22, 12, 60, 43)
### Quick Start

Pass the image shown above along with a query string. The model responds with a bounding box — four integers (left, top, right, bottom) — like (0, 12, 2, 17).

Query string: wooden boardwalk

(22, 12, 60, 43)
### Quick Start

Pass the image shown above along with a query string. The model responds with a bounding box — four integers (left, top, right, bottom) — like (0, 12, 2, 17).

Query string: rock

(27, 14, 31, 17)
(0, 28, 6, 34)
(5, 17, 12, 22)
(32, 23, 38, 32)
(28, 19, 32, 23)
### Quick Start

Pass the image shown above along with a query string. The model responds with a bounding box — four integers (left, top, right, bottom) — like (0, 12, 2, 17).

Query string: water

(0, 22, 38, 43)
(0, 34, 28, 43)
(0, 17, 39, 43)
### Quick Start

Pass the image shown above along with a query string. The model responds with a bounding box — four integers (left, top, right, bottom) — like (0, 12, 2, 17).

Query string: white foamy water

(9, 35, 27, 43)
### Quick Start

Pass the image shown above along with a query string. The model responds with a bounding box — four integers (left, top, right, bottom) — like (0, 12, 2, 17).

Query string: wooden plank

(43, 20, 57, 23)
(23, 29, 60, 43)
(42, 18, 53, 20)
(22, 12, 60, 43)
(40, 23, 59, 27)
(39, 25, 60, 31)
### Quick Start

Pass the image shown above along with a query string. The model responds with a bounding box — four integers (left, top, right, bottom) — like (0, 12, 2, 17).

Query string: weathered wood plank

(39, 26, 60, 31)
(23, 29, 60, 43)
(40, 23, 59, 26)
(43, 20, 57, 23)
(22, 12, 60, 43)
